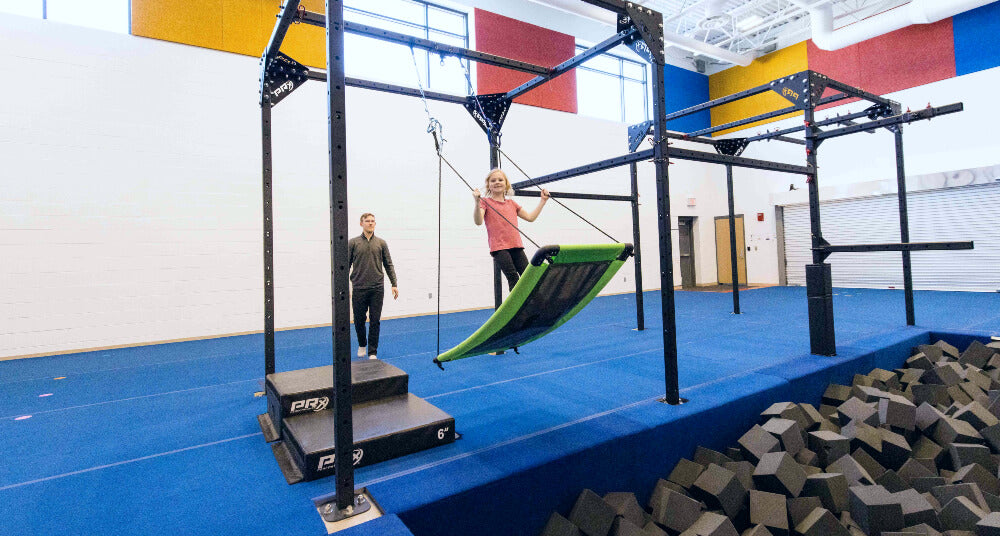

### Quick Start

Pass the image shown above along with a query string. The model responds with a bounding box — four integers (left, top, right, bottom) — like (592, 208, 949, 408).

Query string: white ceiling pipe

(663, 30, 757, 66)
(806, 0, 996, 51)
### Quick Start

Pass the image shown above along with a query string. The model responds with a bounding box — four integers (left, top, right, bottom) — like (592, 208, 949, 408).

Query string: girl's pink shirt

(480, 197, 523, 252)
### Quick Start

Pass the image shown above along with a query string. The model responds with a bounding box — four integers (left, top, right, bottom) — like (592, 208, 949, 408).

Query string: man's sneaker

(369, 354, 377, 360)
(357, 346, 366, 357)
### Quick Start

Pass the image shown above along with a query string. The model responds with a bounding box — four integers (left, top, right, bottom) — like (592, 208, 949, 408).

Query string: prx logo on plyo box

(317, 448, 364, 471)
(290, 396, 329, 413)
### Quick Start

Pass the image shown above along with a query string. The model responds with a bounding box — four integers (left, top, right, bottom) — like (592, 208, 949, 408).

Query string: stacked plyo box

(542, 339, 1000, 536)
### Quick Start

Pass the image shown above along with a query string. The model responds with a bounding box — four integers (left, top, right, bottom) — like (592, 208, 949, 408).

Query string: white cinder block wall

(4, 12, 995, 359)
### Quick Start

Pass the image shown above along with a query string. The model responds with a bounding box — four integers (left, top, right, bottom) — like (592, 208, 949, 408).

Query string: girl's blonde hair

(484, 168, 512, 198)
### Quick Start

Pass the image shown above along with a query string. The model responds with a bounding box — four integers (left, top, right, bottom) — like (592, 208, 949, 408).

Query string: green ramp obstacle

(434, 243, 633, 368)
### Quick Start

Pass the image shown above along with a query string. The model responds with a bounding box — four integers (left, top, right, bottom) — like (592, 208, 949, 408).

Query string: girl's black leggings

(491, 247, 528, 291)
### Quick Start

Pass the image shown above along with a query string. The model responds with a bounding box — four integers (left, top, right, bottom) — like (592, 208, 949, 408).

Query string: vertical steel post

(726, 165, 740, 314)
(326, 0, 356, 513)
(651, 62, 680, 404)
(262, 101, 276, 376)
(630, 162, 644, 331)
(804, 100, 836, 355)
(489, 135, 505, 354)
(894, 127, 915, 325)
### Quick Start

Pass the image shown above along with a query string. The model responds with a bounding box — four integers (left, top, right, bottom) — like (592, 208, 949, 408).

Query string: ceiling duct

(800, 0, 995, 51)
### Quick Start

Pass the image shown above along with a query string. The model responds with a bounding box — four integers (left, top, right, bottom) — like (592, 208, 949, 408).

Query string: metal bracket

(618, 5, 664, 65)
(628, 120, 653, 152)
(465, 93, 511, 137)
(261, 52, 309, 107)
(864, 102, 901, 133)
(770, 71, 828, 110)
(714, 138, 749, 157)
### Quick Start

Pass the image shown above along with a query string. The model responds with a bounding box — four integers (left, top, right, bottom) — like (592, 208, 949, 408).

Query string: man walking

(348, 213, 398, 359)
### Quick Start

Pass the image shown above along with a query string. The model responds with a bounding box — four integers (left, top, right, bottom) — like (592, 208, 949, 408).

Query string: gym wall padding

(664, 63, 711, 133)
(474, 8, 578, 114)
(807, 19, 955, 109)
(131, 0, 328, 69)
(707, 42, 808, 137)
(953, 1, 1000, 76)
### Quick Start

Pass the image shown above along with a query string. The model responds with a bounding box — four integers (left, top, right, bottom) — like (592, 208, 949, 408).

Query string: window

(575, 44, 649, 124)
(0, 0, 129, 33)
(344, 0, 470, 96)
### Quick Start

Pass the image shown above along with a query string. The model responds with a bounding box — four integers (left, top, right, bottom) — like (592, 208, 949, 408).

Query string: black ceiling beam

(506, 27, 637, 100)
(294, 10, 552, 76)
(816, 103, 963, 141)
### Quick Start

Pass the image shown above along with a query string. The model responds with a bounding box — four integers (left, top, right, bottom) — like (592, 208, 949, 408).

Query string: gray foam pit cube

(950, 445, 996, 474)
(748, 489, 788, 536)
(936, 340, 961, 359)
(786, 496, 822, 528)
(795, 448, 818, 468)
(604, 492, 647, 528)
(977, 512, 1000, 536)
(924, 364, 964, 387)
(914, 385, 954, 408)
(981, 425, 1000, 454)
(693, 464, 747, 519)
(881, 394, 918, 431)
(955, 403, 1000, 432)
(894, 488, 941, 530)
(739, 425, 782, 464)
(900, 368, 928, 386)
(934, 417, 985, 446)
(871, 368, 900, 385)
(899, 457, 937, 485)
(642, 521, 668, 536)
(848, 484, 904, 535)
(964, 369, 993, 393)
(940, 496, 987, 532)
(679, 511, 739, 536)
(827, 454, 876, 486)
(569, 489, 618, 536)
(913, 434, 947, 464)
(851, 446, 888, 481)
(838, 398, 880, 427)
(725, 461, 757, 493)
(879, 428, 914, 471)
(950, 386, 976, 407)
(949, 464, 1000, 497)
(671, 459, 708, 489)
(695, 447, 735, 468)
(803, 473, 849, 513)
(753, 452, 807, 498)
(740, 525, 774, 536)
(650, 486, 703, 532)
(899, 523, 943, 535)
(823, 385, 853, 407)
(932, 483, 990, 513)
(854, 385, 891, 403)
(797, 404, 827, 432)
(761, 403, 811, 432)
(961, 384, 988, 405)
(809, 430, 850, 468)
(611, 517, 645, 536)
(727, 447, 745, 463)
(908, 353, 935, 371)
(917, 345, 946, 362)
(795, 507, 849, 536)
(878, 470, 910, 493)
(913, 477, 948, 493)
(542, 512, 584, 536)
(761, 418, 805, 456)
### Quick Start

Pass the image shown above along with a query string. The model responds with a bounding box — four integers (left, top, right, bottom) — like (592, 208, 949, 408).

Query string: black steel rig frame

(259, 0, 970, 519)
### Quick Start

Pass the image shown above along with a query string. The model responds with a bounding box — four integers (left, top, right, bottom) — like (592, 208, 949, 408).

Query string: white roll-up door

(783, 182, 1000, 291)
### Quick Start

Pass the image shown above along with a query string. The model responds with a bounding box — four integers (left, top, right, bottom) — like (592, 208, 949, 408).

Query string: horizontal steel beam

(816, 103, 964, 141)
(506, 28, 636, 100)
(511, 149, 655, 189)
(816, 241, 974, 254)
(747, 108, 882, 143)
(825, 78, 896, 108)
(304, 69, 470, 104)
(668, 147, 811, 175)
(663, 82, 774, 122)
(579, 0, 627, 14)
(513, 190, 633, 202)
(295, 11, 551, 76)
(687, 93, 851, 137)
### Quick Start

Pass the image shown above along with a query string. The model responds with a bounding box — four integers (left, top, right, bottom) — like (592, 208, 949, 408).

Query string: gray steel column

(630, 162, 644, 330)
(326, 0, 356, 513)
(804, 103, 836, 356)
(894, 128, 915, 325)
(262, 101, 276, 376)
(726, 165, 740, 314)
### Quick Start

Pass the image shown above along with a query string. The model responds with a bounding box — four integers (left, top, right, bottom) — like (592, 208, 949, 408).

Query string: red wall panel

(475, 9, 577, 113)
(808, 18, 956, 110)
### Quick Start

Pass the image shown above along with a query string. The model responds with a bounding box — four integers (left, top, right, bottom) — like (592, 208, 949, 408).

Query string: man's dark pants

(352, 286, 384, 356)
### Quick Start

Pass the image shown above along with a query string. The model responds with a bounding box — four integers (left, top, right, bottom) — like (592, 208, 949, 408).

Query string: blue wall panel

(663, 63, 710, 133)
(953, 1, 1000, 76)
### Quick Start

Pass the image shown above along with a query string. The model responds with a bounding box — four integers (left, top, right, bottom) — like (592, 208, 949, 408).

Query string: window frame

(574, 43, 650, 123)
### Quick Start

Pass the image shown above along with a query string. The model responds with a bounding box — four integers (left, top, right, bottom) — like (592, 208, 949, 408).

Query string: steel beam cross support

(619, 4, 665, 65)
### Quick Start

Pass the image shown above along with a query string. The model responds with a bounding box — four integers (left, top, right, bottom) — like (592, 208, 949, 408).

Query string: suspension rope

(498, 148, 620, 244)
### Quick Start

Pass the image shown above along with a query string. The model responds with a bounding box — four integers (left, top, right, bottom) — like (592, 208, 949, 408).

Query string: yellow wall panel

(132, 0, 224, 50)
(131, 0, 327, 69)
(708, 42, 808, 137)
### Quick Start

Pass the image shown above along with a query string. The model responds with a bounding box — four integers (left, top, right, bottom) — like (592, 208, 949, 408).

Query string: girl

(473, 168, 549, 290)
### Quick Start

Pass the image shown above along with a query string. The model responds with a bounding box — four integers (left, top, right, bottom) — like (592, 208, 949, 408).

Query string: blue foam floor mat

(1, 286, 998, 535)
